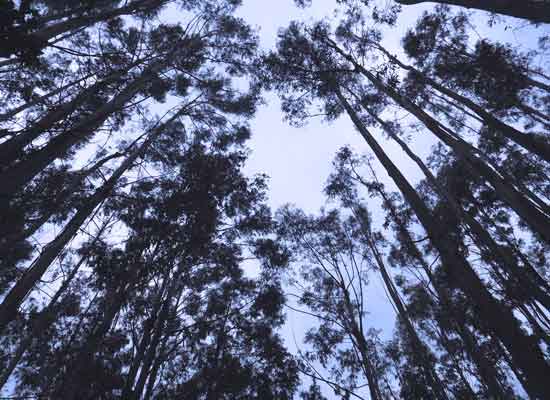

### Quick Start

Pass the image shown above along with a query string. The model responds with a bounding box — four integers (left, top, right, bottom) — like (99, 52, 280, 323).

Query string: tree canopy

(0, 0, 548, 399)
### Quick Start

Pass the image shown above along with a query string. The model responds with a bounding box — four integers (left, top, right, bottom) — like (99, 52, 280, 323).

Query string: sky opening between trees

(0, 0, 549, 398)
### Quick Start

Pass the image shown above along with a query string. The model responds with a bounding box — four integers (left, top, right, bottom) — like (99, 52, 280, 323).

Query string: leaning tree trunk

(0, 71, 96, 122)
(343, 55, 550, 243)
(357, 214, 449, 400)
(336, 89, 550, 399)
(395, 0, 550, 24)
(352, 97, 550, 310)
(0, 110, 177, 335)
(0, 56, 150, 170)
(1, 0, 168, 58)
(370, 180, 509, 399)
(0, 60, 166, 202)
(0, 151, 123, 253)
(0, 221, 107, 391)
(373, 44, 550, 162)
(121, 275, 170, 398)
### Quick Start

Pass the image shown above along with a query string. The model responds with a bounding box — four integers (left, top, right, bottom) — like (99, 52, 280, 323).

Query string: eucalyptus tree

(263, 19, 549, 398)
(0, 1, 259, 201)
(0, 0, 261, 332)
(278, 204, 453, 399)
(5, 132, 298, 399)
(0, 2, 282, 396)
(0, 0, 166, 61)
(326, 147, 520, 398)
(277, 206, 391, 400)
(400, 6, 550, 156)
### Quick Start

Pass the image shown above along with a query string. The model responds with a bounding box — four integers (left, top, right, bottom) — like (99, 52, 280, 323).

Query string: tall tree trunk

(395, 0, 550, 24)
(373, 44, 550, 161)
(351, 95, 550, 310)
(121, 276, 170, 399)
(0, 57, 147, 169)
(2, 0, 167, 57)
(0, 111, 175, 335)
(0, 151, 123, 252)
(363, 170, 509, 399)
(133, 305, 169, 397)
(143, 334, 169, 400)
(133, 277, 181, 398)
(57, 285, 131, 398)
(0, 60, 166, 201)
(331, 45, 550, 243)
(336, 89, 550, 399)
(0, 71, 96, 122)
(356, 211, 449, 400)
(347, 315, 384, 400)
(0, 221, 107, 391)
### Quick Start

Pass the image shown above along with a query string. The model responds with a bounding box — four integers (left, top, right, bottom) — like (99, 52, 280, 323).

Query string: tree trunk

(0, 60, 165, 201)
(0, 71, 96, 122)
(0, 151, 123, 252)
(0, 243, 95, 390)
(347, 318, 384, 400)
(0, 57, 146, 169)
(143, 334, 169, 400)
(336, 48, 550, 243)
(2, 0, 167, 57)
(336, 89, 550, 399)
(363, 171, 509, 399)
(357, 215, 449, 400)
(57, 285, 130, 398)
(395, 0, 550, 24)
(0, 113, 172, 334)
(373, 44, 550, 161)
(134, 277, 181, 398)
(121, 276, 170, 399)
(353, 97, 550, 310)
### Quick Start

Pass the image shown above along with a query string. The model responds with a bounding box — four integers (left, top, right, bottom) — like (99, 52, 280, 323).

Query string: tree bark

(0, 71, 96, 122)
(374, 44, 550, 162)
(395, 0, 550, 24)
(352, 97, 550, 310)
(357, 214, 449, 400)
(2, 0, 168, 57)
(0, 111, 175, 335)
(0, 57, 146, 170)
(0, 222, 107, 391)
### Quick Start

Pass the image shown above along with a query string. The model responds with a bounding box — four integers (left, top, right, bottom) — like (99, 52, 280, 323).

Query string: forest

(0, 0, 548, 398)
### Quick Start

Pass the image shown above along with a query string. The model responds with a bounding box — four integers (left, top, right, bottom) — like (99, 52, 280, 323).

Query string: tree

(395, 0, 550, 24)
(326, 147, 520, 398)
(277, 207, 391, 400)
(263, 19, 550, 398)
